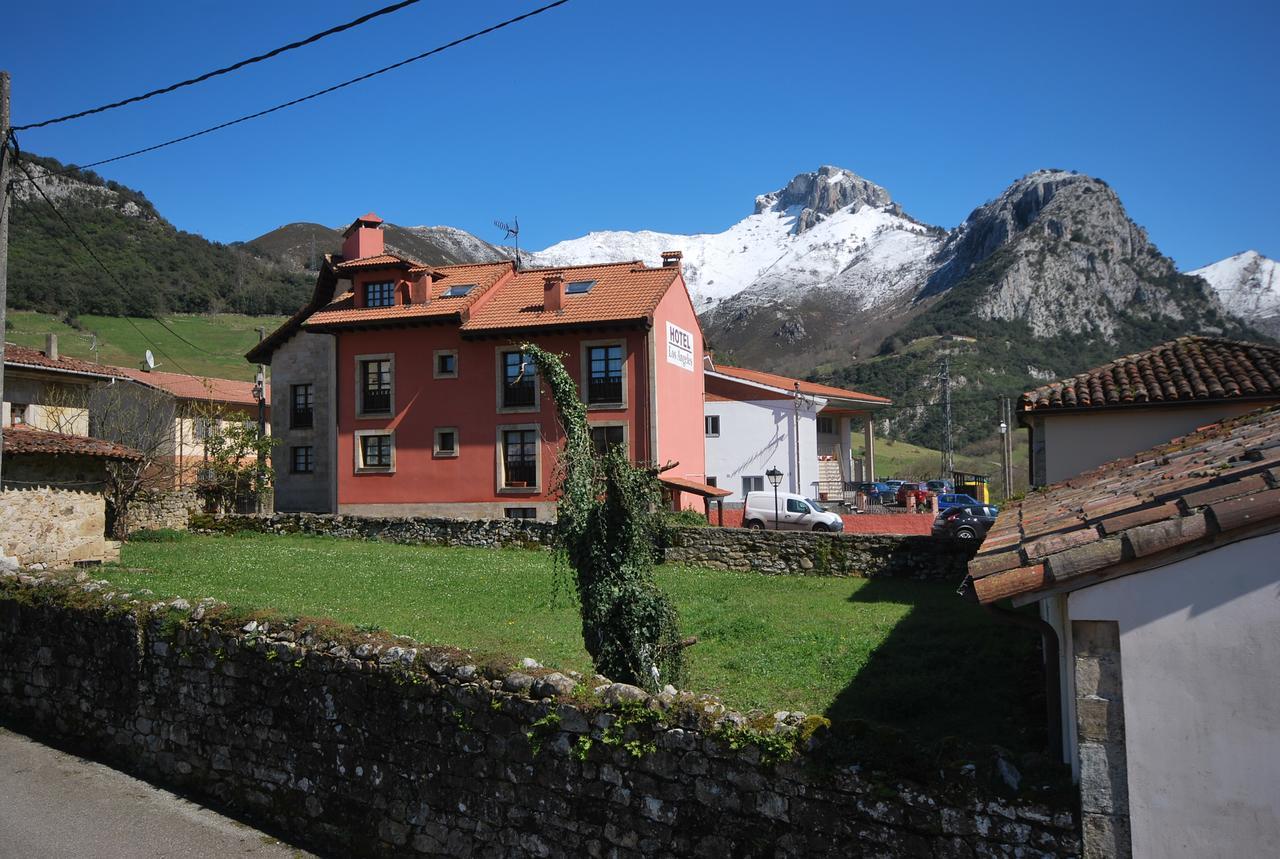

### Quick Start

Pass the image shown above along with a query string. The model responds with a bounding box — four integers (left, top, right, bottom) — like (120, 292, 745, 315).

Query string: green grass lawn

(101, 533, 1044, 752)
(5, 311, 285, 380)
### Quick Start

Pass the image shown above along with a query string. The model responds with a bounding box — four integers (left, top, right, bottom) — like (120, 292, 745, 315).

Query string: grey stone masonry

(663, 527, 975, 579)
(0, 571, 1080, 858)
(199, 512, 556, 550)
(1072, 620, 1131, 858)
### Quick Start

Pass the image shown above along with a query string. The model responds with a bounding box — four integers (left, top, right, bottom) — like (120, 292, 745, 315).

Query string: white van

(742, 491, 844, 532)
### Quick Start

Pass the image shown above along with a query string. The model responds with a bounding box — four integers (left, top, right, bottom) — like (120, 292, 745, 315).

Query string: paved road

(0, 727, 316, 858)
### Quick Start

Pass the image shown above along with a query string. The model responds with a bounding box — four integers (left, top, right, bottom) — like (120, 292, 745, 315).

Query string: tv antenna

(495, 217, 521, 269)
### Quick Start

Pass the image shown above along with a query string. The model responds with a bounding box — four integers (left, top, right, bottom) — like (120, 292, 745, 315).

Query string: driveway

(0, 727, 315, 858)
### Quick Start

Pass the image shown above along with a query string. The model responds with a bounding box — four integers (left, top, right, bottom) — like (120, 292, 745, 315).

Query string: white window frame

(495, 347, 540, 414)
(434, 426, 459, 458)
(433, 349, 459, 380)
(354, 429, 396, 474)
(705, 414, 721, 437)
(355, 353, 395, 418)
(495, 423, 541, 493)
(580, 339, 628, 410)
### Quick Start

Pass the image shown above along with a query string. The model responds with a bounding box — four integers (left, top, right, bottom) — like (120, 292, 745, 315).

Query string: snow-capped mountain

(528, 166, 943, 313)
(1190, 251, 1280, 338)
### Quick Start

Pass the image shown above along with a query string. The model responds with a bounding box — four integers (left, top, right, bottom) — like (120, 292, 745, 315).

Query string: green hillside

(4, 312, 283, 380)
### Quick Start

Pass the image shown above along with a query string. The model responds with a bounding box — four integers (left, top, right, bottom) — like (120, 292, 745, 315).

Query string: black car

(931, 503, 999, 541)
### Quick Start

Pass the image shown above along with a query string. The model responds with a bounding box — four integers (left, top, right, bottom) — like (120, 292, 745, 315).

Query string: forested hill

(8, 154, 312, 318)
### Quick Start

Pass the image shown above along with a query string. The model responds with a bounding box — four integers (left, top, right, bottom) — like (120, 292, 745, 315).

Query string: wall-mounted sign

(666, 322, 694, 372)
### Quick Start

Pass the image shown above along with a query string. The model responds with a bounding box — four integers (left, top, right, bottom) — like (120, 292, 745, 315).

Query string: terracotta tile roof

(2, 425, 143, 461)
(306, 262, 515, 329)
(247, 256, 340, 364)
(963, 405, 1280, 605)
(332, 253, 432, 274)
(114, 367, 264, 408)
(460, 262, 679, 334)
(708, 364, 891, 406)
(3, 344, 131, 379)
(660, 475, 733, 498)
(1021, 336, 1280, 412)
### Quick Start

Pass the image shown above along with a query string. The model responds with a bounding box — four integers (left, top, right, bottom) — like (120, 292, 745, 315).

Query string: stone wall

(1072, 620, 1131, 857)
(0, 573, 1080, 858)
(663, 527, 975, 580)
(198, 512, 557, 549)
(0, 487, 116, 569)
(125, 488, 202, 534)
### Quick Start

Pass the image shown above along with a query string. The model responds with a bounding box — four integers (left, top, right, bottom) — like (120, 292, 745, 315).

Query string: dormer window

(365, 281, 395, 307)
(565, 279, 596, 295)
(442, 284, 475, 298)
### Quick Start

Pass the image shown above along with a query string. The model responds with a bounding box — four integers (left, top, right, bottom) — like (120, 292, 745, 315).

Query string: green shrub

(128, 528, 187, 543)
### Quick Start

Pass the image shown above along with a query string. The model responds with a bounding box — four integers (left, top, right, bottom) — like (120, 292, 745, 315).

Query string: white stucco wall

(1034, 402, 1266, 486)
(1066, 532, 1280, 857)
(704, 398, 821, 502)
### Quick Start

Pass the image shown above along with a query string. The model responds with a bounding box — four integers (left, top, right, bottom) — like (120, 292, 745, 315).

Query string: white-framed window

(817, 415, 835, 434)
(442, 283, 475, 298)
(743, 475, 764, 496)
(582, 340, 626, 407)
(497, 424, 540, 492)
(434, 427, 459, 457)
(433, 349, 458, 379)
(705, 415, 720, 437)
(356, 354, 394, 417)
(354, 430, 395, 473)
(497, 349, 539, 413)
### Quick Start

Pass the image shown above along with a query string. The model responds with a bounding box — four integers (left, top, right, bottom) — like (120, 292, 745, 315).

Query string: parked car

(895, 482, 933, 508)
(935, 492, 981, 511)
(925, 479, 954, 494)
(932, 503, 1000, 540)
(743, 491, 844, 532)
(882, 479, 906, 494)
(853, 482, 894, 504)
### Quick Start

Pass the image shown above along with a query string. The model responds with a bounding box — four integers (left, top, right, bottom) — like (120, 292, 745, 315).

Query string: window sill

(432, 451, 459, 459)
(355, 467, 395, 475)
(586, 401, 626, 411)
(496, 405, 539, 415)
(498, 485, 539, 495)
(355, 412, 393, 420)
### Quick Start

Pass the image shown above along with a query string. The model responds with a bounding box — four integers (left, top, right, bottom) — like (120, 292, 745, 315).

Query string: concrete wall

(1031, 402, 1265, 486)
(704, 397, 822, 502)
(0, 573, 1081, 858)
(270, 330, 337, 513)
(1066, 532, 1280, 858)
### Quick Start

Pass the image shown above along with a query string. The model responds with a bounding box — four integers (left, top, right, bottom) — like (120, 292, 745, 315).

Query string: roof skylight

(442, 284, 475, 297)
(565, 279, 596, 295)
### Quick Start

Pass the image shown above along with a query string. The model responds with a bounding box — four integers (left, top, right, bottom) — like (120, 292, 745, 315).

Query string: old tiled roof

(660, 475, 733, 498)
(963, 405, 1280, 605)
(3, 344, 131, 379)
(115, 367, 264, 407)
(1021, 336, 1280, 412)
(247, 256, 340, 364)
(2, 425, 143, 461)
(708, 364, 891, 406)
(307, 262, 515, 329)
(460, 262, 680, 334)
(332, 253, 433, 275)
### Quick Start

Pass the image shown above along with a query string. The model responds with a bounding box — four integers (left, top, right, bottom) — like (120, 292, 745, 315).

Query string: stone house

(1019, 336, 1280, 487)
(962, 405, 1280, 857)
(1, 425, 143, 568)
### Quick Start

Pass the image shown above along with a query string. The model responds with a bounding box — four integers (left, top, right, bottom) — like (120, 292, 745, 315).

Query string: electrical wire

(12, 0, 423, 131)
(19, 0, 572, 179)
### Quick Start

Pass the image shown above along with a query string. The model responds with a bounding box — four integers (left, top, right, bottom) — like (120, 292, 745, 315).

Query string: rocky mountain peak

(753, 165, 894, 232)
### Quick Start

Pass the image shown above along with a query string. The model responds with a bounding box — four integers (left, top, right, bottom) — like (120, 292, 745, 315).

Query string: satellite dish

(144, 350, 155, 370)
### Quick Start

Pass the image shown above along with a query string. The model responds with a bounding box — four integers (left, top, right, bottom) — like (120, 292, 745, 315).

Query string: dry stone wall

(0, 572, 1079, 858)
(0, 487, 116, 570)
(125, 488, 202, 533)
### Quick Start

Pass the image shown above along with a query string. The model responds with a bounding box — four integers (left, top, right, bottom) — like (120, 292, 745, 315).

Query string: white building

(964, 404, 1280, 858)
(702, 358, 889, 504)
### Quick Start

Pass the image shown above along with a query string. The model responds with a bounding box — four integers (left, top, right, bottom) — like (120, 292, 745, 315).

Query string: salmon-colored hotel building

(252, 214, 713, 519)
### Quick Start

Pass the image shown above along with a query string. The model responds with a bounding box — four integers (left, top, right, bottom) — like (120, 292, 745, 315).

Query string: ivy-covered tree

(519, 344, 685, 690)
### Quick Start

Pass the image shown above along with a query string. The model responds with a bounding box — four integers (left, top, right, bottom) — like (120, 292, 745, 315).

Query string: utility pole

(998, 397, 1010, 500)
(254, 326, 267, 514)
(0, 71, 11, 487)
(939, 356, 953, 479)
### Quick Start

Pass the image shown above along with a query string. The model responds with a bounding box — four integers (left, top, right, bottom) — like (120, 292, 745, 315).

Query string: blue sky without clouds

(7, 0, 1277, 269)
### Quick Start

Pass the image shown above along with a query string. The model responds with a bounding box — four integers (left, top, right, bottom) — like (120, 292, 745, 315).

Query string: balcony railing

(587, 375, 623, 405)
(361, 388, 391, 414)
(291, 408, 313, 429)
(503, 381, 536, 409)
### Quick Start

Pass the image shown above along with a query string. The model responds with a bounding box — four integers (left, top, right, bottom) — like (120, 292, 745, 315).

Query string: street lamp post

(766, 467, 784, 531)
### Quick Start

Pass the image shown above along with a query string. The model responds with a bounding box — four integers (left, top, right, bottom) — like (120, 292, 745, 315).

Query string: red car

(895, 482, 933, 510)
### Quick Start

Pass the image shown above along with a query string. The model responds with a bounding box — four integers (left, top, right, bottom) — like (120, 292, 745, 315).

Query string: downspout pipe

(981, 600, 1064, 762)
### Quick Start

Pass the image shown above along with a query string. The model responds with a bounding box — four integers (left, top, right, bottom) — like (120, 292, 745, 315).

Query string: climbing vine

(518, 344, 685, 691)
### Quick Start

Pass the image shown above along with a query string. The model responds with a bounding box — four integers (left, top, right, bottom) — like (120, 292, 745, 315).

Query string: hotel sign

(666, 322, 694, 372)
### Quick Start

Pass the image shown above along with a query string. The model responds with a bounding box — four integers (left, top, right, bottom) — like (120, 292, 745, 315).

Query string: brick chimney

(44, 333, 58, 361)
(543, 274, 565, 313)
(342, 212, 385, 260)
(661, 250, 683, 268)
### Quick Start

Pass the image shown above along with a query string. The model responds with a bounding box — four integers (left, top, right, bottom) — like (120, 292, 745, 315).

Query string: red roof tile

(1021, 336, 1280, 412)
(307, 262, 514, 329)
(115, 367, 263, 407)
(332, 253, 432, 274)
(708, 364, 890, 406)
(3, 344, 131, 379)
(2, 425, 142, 461)
(964, 405, 1280, 604)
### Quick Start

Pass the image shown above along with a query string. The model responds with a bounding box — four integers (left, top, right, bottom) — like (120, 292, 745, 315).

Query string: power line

(20, 0, 573, 179)
(12, 0, 424, 132)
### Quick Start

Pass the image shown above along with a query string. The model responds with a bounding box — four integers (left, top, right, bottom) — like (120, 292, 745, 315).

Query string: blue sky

(7, 0, 1277, 268)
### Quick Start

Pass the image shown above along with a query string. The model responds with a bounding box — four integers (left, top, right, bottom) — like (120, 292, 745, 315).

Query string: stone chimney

(44, 333, 58, 361)
(543, 274, 565, 314)
(661, 250, 683, 268)
(341, 212, 385, 260)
